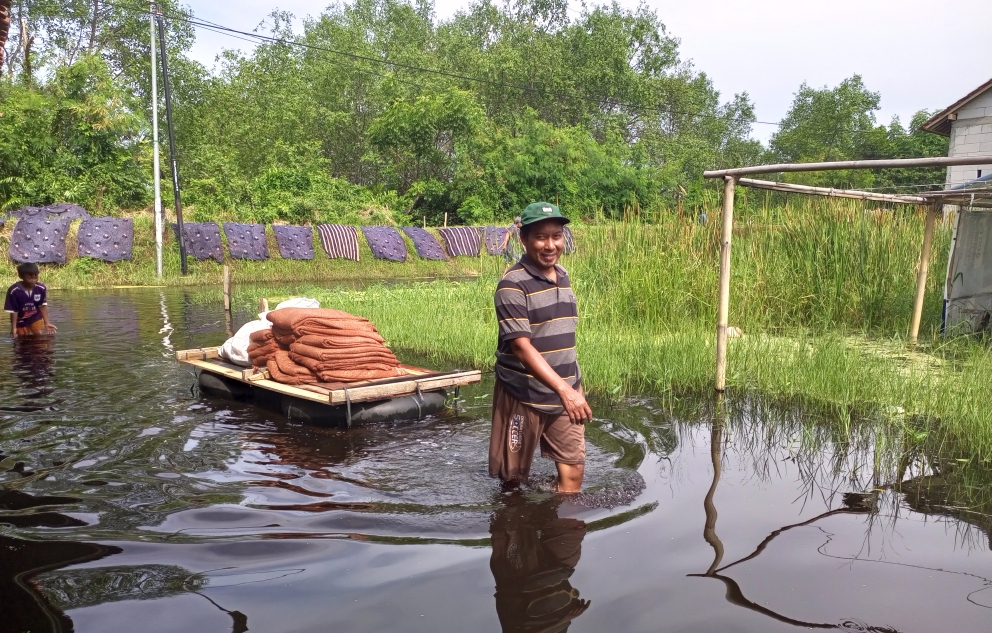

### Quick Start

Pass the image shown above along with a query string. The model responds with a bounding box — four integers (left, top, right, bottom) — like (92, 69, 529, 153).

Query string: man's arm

(39, 305, 56, 334)
(9, 312, 17, 338)
(510, 337, 591, 424)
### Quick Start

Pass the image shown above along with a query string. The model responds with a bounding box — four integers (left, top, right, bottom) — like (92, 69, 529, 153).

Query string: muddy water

(1, 287, 990, 633)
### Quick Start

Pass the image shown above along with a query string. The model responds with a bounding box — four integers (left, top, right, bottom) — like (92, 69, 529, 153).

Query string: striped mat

(438, 226, 481, 257)
(563, 225, 576, 254)
(402, 227, 447, 260)
(317, 224, 360, 261)
(483, 226, 510, 255)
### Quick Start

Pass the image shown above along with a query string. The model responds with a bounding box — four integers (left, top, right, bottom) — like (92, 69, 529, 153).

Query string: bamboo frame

(909, 205, 938, 345)
(704, 155, 992, 179)
(705, 155, 992, 392)
(715, 176, 735, 392)
(737, 178, 924, 204)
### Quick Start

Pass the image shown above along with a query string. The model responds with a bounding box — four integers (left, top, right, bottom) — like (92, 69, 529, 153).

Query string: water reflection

(0, 535, 120, 633)
(490, 494, 590, 633)
(692, 416, 901, 631)
(7, 335, 57, 408)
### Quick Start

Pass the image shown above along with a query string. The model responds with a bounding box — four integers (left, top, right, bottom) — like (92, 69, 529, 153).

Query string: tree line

(0, 0, 948, 225)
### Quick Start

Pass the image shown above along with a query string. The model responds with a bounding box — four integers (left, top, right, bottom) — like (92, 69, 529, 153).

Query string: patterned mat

(173, 222, 224, 263)
(223, 223, 269, 260)
(77, 217, 134, 262)
(483, 225, 510, 255)
(8, 218, 72, 264)
(361, 226, 407, 262)
(272, 225, 315, 260)
(401, 227, 447, 260)
(5, 203, 91, 225)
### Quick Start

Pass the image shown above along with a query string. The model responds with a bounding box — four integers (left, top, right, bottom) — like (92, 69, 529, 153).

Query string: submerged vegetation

(243, 200, 992, 463)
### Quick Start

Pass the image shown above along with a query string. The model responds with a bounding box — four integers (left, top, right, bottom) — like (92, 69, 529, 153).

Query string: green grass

(253, 200, 992, 463)
(0, 215, 485, 289)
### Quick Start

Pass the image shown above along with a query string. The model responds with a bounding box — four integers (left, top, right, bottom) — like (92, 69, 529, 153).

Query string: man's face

(19, 273, 38, 288)
(521, 220, 565, 269)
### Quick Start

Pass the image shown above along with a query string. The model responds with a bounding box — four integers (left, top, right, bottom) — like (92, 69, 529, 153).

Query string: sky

(183, 0, 991, 144)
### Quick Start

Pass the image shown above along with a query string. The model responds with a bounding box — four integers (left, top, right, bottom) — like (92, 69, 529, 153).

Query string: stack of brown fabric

(262, 308, 406, 385)
(246, 329, 281, 368)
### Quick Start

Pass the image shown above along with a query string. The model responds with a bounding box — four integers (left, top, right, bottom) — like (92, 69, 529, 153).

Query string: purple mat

(317, 224, 360, 261)
(483, 226, 510, 255)
(438, 227, 482, 257)
(172, 222, 224, 263)
(361, 226, 407, 262)
(272, 225, 314, 260)
(223, 223, 269, 261)
(8, 218, 71, 264)
(7, 203, 91, 224)
(77, 217, 134, 262)
(402, 227, 447, 260)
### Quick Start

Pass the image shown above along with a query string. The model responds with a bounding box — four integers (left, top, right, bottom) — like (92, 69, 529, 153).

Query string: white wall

(947, 88, 992, 186)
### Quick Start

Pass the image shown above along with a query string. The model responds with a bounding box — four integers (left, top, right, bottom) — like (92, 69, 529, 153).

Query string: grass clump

(259, 200, 992, 462)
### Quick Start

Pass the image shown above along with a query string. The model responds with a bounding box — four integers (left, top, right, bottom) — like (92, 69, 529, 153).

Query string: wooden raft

(176, 347, 481, 405)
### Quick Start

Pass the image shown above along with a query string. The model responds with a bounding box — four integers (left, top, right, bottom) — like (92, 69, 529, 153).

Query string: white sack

(219, 297, 321, 367)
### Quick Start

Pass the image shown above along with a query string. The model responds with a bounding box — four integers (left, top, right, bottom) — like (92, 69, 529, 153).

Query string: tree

(0, 0, 11, 67)
(769, 75, 887, 188)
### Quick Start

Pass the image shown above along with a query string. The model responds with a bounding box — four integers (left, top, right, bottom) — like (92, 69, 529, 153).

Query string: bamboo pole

(704, 155, 992, 179)
(715, 176, 736, 392)
(444, 212, 448, 228)
(223, 265, 231, 312)
(909, 205, 938, 345)
(736, 178, 925, 204)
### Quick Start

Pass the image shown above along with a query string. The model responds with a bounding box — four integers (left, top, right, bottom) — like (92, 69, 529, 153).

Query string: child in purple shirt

(5, 263, 57, 338)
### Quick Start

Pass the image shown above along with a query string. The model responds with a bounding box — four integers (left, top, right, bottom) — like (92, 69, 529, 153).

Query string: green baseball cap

(519, 201, 570, 227)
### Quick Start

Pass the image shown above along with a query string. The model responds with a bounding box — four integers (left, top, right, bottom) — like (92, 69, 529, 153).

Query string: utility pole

(150, 2, 163, 278)
(154, 4, 188, 275)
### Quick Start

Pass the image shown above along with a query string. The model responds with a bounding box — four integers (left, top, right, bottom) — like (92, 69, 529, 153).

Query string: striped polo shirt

(494, 255, 581, 414)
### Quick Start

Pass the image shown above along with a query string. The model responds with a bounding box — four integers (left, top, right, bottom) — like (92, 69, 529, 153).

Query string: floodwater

(1, 286, 991, 633)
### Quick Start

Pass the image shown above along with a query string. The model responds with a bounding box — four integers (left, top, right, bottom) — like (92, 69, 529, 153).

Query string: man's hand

(10, 328, 17, 339)
(557, 385, 592, 424)
(510, 337, 592, 424)
(44, 322, 57, 335)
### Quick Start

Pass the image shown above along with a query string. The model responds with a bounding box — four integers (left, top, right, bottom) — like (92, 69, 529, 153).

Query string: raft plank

(326, 371, 482, 405)
(182, 358, 329, 403)
(178, 350, 482, 406)
(175, 347, 221, 361)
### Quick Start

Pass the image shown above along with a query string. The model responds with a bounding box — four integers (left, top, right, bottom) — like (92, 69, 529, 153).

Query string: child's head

(16, 263, 40, 286)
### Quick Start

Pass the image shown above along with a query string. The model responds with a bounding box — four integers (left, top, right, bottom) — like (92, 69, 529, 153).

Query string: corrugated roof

(922, 77, 992, 137)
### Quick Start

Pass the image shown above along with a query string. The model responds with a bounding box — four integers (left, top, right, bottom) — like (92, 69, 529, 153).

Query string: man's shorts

(489, 380, 585, 483)
(15, 320, 45, 336)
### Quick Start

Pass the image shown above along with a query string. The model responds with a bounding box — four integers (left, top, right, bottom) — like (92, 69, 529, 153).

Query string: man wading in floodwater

(490, 202, 592, 492)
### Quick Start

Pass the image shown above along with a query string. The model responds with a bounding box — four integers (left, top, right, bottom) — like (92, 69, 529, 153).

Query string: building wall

(947, 89, 992, 186)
